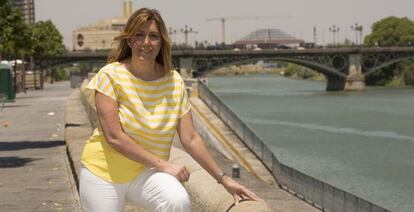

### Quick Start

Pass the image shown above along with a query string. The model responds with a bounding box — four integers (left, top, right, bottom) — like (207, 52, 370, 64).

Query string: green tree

(31, 20, 65, 83)
(0, 0, 32, 92)
(283, 63, 318, 79)
(284, 63, 300, 77)
(364, 16, 414, 85)
(0, 0, 32, 60)
(365, 17, 414, 46)
(31, 20, 65, 58)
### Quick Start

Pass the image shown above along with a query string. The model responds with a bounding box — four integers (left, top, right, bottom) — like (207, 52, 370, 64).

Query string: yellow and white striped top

(81, 62, 191, 183)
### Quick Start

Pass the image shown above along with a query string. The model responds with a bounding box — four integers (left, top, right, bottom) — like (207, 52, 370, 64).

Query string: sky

(35, 0, 414, 49)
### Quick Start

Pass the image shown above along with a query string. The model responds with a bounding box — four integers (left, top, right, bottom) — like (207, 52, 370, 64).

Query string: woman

(80, 8, 259, 212)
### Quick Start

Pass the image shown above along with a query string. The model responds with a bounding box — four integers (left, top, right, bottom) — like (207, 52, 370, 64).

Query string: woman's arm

(177, 110, 260, 204)
(95, 91, 190, 182)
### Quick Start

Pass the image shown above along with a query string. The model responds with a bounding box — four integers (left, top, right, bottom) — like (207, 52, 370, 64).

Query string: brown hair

(108, 8, 172, 74)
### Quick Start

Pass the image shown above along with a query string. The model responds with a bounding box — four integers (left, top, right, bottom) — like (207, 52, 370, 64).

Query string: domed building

(233, 28, 304, 49)
(72, 1, 132, 51)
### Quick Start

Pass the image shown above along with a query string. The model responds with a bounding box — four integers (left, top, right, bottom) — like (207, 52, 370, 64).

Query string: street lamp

(329, 25, 340, 47)
(180, 25, 198, 47)
(168, 27, 177, 44)
(358, 26, 363, 46)
(351, 23, 360, 46)
(351, 23, 363, 46)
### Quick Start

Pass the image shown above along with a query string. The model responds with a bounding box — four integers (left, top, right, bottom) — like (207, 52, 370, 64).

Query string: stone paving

(0, 81, 80, 212)
(0, 80, 321, 212)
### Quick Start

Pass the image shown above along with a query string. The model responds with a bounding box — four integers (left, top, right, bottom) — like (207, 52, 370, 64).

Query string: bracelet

(216, 172, 226, 184)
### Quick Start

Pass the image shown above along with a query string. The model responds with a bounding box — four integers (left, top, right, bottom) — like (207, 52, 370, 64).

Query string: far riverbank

(208, 63, 412, 87)
(209, 64, 326, 81)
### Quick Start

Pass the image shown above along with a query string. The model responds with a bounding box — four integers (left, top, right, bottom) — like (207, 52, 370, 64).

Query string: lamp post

(168, 27, 177, 44)
(180, 25, 198, 47)
(357, 25, 363, 46)
(351, 23, 361, 46)
(329, 25, 340, 47)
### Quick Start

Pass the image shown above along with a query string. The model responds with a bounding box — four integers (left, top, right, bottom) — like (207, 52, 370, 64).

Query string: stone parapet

(64, 82, 272, 211)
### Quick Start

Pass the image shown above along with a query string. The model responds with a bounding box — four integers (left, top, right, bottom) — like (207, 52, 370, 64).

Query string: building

(72, 1, 133, 51)
(72, 17, 128, 51)
(10, 0, 35, 25)
(233, 29, 304, 49)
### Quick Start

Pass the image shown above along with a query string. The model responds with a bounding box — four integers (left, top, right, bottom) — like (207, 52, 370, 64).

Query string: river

(207, 73, 414, 212)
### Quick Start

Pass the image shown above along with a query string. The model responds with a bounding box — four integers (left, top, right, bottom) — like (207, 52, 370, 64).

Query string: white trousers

(79, 167, 191, 212)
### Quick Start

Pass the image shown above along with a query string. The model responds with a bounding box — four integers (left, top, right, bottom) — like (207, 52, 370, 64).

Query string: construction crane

(206, 16, 289, 45)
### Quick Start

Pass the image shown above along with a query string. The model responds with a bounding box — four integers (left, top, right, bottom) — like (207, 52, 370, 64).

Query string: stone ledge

(65, 87, 272, 211)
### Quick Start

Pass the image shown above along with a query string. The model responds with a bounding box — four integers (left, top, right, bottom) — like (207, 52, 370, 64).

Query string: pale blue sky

(35, 0, 414, 48)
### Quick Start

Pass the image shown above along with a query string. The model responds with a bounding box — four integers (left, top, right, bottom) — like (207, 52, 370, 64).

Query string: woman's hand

(221, 175, 261, 205)
(156, 160, 190, 183)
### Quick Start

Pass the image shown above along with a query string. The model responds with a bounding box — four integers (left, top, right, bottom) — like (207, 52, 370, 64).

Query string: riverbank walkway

(0, 80, 321, 211)
(0, 81, 80, 211)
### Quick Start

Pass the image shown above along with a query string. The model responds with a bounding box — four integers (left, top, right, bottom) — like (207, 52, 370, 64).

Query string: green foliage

(284, 63, 300, 76)
(0, 1, 32, 58)
(0, 1, 64, 59)
(54, 67, 69, 81)
(31, 20, 65, 58)
(284, 63, 319, 80)
(364, 16, 414, 86)
(342, 39, 353, 47)
(64, 62, 103, 79)
(400, 59, 414, 85)
(365, 64, 397, 86)
(365, 17, 414, 46)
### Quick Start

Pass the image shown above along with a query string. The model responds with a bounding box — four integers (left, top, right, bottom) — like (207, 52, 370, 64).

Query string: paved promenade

(0, 80, 321, 211)
(0, 81, 80, 211)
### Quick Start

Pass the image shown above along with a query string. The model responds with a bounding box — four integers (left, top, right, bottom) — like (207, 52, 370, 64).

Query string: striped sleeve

(91, 71, 117, 100)
(179, 81, 192, 118)
(83, 70, 118, 110)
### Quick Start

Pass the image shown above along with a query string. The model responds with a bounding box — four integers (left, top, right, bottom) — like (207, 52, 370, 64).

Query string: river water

(207, 74, 414, 212)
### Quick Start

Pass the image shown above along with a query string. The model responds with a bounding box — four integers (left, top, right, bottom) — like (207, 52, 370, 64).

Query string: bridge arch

(190, 55, 352, 91)
(193, 56, 347, 79)
(363, 54, 414, 77)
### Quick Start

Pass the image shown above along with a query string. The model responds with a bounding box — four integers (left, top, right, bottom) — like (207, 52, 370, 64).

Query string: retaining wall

(64, 81, 272, 211)
(197, 80, 391, 212)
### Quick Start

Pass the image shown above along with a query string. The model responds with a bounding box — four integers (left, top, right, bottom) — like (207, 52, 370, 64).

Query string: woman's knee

(157, 190, 191, 212)
(145, 172, 191, 211)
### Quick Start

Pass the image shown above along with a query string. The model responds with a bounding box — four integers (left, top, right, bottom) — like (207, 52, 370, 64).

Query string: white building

(72, 1, 133, 51)
(234, 29, 304, 49)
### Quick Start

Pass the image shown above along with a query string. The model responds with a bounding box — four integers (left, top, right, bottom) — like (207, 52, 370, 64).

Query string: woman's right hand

(221, 175, 261, 205)
(156, 160, 190, 183)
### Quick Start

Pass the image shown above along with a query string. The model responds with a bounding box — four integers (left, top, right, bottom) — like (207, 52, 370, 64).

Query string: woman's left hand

(221, 175, 261, 205)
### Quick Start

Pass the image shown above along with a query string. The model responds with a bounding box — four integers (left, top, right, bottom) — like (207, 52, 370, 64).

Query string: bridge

(39, 47, 414, 91)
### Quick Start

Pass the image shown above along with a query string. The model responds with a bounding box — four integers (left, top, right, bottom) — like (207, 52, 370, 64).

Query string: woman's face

(129, 20, 162, 63)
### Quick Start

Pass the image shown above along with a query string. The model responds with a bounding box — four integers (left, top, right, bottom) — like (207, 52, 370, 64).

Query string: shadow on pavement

(65, 123, 82, 127)
(0, 156, 38, 168)
(0, 140, 65, 151)
(3, 104, 30, 108)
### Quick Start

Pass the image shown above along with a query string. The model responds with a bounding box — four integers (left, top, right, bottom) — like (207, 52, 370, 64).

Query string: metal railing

(198, 80, 391, 212)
